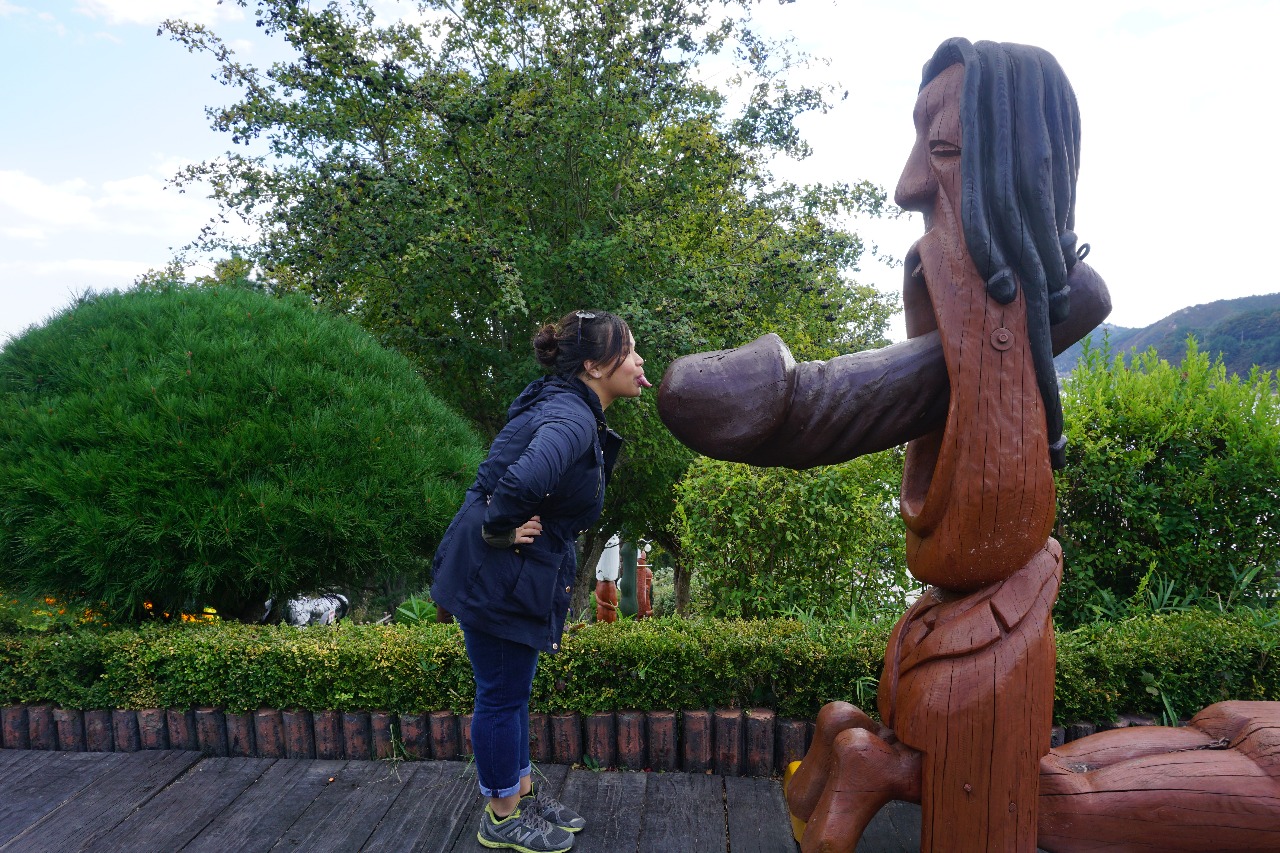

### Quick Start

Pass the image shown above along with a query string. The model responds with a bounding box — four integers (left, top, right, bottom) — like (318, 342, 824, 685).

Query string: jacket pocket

(501, 547, 563, 619)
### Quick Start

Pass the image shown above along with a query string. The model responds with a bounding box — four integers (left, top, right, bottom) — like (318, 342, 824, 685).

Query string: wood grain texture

(637, 771, 729, 853)
(899, 219, 1055, 592)
(360, 760, 484, 853)
(89, 756, 277, 853)
(1038, 701, 1280, 852)
(0, 751, 124, 846)
(559, 766, 647, 853)
(0, 749, 201, 852)
(182, 758, 347, 853)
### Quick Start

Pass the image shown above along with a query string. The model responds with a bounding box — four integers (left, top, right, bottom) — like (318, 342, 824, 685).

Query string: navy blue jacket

(430, 375, 622, 652)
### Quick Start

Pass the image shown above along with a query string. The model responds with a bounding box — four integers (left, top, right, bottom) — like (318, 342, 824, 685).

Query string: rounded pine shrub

(0, 284, 484, 622)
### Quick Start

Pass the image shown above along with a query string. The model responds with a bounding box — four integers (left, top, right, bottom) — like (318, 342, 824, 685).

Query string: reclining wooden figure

(658, 37, 1280, 853)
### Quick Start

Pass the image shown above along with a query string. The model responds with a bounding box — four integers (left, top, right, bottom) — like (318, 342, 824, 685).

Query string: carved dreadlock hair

(920, 38, 1083, 469)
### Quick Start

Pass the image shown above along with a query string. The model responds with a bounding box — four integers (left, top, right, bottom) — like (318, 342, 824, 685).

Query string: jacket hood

(507, 374, 606, 426)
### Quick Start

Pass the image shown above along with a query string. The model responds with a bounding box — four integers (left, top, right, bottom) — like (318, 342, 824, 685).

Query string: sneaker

(521, 784, 587, 833)
(477, 803, 574, 853)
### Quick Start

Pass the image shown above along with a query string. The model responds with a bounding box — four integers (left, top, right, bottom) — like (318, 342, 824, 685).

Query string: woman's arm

(482, 415, 595, 544)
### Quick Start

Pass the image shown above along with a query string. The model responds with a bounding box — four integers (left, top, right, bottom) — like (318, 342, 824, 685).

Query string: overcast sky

(2, 0, 1276, 347)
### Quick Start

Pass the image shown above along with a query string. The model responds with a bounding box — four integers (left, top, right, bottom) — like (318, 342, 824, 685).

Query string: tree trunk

(674, 561, 691, 617)
(572, 532, 607, 621)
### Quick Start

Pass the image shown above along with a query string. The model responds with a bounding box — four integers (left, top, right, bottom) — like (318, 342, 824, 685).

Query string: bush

(0, 284, 485, 622)
(1053, 609, 1280, 724)
(2, 611, 1272, 723)
(675, 451, 913, 620)
(1055, 337, 1280, 627)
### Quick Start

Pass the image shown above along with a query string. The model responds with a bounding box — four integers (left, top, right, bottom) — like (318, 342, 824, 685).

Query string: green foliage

(1054, 293, 1280, 378)
(1055, 337, 1280, 628)
(0, 621, 476, 714)
(674, 451, 913, 620)
(1198, 308, 1280, 377)
(0, 285, 484, 622)
(394, 595, 437, 626)
(0, 611, 1275, 723)
(534, 618, 890, 718)
(161, 0, 898, 565)
(1053, 609, 1280, 725)
(0, 591, 104, 634)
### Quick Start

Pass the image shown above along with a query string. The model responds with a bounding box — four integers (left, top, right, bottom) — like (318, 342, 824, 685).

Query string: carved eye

(929, 141, 961, 158)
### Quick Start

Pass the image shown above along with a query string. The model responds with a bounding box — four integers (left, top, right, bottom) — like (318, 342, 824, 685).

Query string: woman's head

(534, 310, 648, 409)
(532, 310, 631, 376)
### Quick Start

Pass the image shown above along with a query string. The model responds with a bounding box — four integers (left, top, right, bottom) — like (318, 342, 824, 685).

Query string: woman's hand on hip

(514, 515, 543, 545)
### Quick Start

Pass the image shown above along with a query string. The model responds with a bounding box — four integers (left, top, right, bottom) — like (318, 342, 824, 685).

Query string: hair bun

(532, 323, 560, 368)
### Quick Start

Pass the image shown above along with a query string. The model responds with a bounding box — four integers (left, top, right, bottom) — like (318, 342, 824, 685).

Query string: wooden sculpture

(659, 37, 1280, 852)
(661, 37, 1091, 850)
(595, 534, 622, 623)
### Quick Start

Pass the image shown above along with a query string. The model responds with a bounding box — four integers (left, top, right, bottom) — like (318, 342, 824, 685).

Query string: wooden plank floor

(0, 748, 930, 852)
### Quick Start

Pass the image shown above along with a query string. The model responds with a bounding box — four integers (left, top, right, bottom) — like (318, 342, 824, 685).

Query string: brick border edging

(0, 704, 1160, 777)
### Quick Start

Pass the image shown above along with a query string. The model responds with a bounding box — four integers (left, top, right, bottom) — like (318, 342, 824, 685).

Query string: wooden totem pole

(658, 37, 1280, 853)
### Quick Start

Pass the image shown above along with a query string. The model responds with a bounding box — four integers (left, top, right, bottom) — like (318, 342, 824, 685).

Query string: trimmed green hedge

(2, 612, 1275, 722)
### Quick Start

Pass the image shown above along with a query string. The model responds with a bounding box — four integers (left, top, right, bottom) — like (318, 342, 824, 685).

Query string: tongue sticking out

(638, 375, 653, 388)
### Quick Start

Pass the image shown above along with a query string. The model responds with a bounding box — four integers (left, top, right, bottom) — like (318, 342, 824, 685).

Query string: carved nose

(895, 153, 935, 212)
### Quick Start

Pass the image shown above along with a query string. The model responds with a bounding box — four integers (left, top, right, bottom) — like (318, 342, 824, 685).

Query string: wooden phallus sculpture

(658, 37, 1280, 853)
(636, 548, 654, 619)
(595, 534, 621, 623)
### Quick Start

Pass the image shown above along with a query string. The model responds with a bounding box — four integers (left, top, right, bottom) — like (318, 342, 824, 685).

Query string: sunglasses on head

(575, 310, 596, 346)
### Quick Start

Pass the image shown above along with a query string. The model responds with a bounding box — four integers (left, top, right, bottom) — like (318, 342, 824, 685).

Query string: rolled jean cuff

(476, 764, 531, 799)
(479, 777, 522, 799)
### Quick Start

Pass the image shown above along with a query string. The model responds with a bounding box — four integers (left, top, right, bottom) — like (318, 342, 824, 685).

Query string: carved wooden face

(895, 63, 964, 247)
(893, 60, 1057, 591)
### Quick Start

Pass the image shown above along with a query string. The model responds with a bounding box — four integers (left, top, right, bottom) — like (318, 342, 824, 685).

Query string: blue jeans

(460, 623, 539, 798)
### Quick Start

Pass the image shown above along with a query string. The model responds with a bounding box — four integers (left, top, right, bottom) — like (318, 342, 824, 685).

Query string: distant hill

(1054, 292, 1280, 377)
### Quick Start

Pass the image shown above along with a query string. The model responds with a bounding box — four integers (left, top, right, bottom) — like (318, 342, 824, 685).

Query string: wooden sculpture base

(788, 541, 1061, 853)
(787, 540, 1280, 852)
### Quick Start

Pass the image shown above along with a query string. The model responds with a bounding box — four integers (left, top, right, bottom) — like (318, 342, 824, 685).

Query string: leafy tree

(162, 0, 897, 611)
(0, 284, 484, 623)
(1054, 337, 1280, 627)
(674, 450, 912, 620)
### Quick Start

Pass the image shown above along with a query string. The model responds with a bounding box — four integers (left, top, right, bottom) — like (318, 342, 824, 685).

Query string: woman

(430, 309, 649, 853)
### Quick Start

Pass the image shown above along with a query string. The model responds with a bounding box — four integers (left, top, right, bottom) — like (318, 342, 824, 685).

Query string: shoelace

(513, 807, 556, 835)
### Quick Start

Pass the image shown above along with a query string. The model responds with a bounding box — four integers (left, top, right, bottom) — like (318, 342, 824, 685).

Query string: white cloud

(0, 172, 96, 232)
(0, 1, 27, 16)
(0, 168, 217, 240)
(1, 258, 150, 278)
(72, 0, 244, 27)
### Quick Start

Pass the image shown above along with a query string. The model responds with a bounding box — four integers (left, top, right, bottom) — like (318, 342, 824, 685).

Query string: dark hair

(920, 38, 1081, 468)
(533, 310, 632, 378)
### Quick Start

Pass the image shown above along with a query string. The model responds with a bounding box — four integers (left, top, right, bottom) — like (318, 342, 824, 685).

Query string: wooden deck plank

(90, 757, 278, 853)
(0, 749, 40, 775)
(360, 760, 482, 853)
(530, 762, 569, 799)
(637, 772, 727, 853)
(266, 760, 408, 853)
(181, 758, 347, 853)
(857, 801, 919, 852)
(559, 767, 648, 853)
(0, 751, 126, 846)
(0, 750, 201, 853)
(0, 750, 948, 853)
(725, 775, 797, 853)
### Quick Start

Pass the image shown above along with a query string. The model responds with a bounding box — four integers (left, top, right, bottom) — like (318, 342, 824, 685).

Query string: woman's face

(585, 332, 649, 410)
